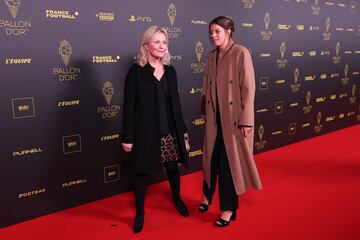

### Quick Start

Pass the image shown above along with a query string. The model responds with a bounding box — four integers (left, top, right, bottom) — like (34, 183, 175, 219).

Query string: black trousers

(203, 109, 238, 211)
(134, 161, 180, 214)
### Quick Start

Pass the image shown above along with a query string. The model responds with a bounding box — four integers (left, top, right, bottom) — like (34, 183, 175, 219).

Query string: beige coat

(201, 42, 262, 195)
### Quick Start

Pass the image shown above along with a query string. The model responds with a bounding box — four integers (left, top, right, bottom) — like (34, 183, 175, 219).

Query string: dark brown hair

(209, 16, 235, 38)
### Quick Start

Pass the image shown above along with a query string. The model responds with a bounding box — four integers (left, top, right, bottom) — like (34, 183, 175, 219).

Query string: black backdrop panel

(1, 0, 359, 227)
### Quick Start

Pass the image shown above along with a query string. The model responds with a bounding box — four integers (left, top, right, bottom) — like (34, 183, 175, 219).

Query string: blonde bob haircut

(136, 26, 171, 67)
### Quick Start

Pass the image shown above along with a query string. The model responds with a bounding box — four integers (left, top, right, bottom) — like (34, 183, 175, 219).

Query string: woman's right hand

(122, 143, 133, 152)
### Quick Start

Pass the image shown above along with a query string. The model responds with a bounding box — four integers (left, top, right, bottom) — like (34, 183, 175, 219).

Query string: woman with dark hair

(199, 16, 262, 227)
(122, 25, 190, 233)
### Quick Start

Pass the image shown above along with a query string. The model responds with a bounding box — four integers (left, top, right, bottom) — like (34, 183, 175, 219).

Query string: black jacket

(122, 63, 188, 173)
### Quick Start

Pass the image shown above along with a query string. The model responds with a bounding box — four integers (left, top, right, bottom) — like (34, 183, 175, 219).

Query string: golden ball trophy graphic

(317, 112, 322, 126)
(306, 91, 311, 106)
(280, 42, 286, 59)
(5, 0, 21, 19)
(335, 42, 340, 56)
(264, 12, 270, 31)
(195, 41, 204, 62)
(258, 125, 264, 142)
(294, 68, 300, 84)
(59, 39, 72, 67)
(345, 64, 349, 78)
(102, 81, 114, 105)
(352, 84, 357, 98)
(325, 17, 331, 32)
(167, 3, 176, 26)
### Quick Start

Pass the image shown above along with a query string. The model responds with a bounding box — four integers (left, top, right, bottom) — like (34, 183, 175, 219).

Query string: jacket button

(209, 81, 211, 85)
(208, 100, 210, 104)
(229, 101, 233, 105)
(229, 80, 233, 84)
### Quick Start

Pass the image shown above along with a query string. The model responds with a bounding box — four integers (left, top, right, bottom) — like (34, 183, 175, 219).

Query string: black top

(153, 74, 175, 136)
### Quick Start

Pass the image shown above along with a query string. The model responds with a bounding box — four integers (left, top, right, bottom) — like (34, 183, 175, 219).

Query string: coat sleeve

(122, 65, 138, 143)
(238, 48, 255, 127)
(201, 57, 210, 115)
(170, 66, 187, 133)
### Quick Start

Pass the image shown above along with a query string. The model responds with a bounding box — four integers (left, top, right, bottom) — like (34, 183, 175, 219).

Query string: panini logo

(5, 58, 31, 64)
(13, 147, 42, 156)
(92, 56, 120, 63)
(101, 134, 120, 141)
(96, 12, 114, 21)
(62, 178, 87, 188)
(18, 188, 46, 199)
(45, 10, 79, 19)
(58, 100, 80, 107)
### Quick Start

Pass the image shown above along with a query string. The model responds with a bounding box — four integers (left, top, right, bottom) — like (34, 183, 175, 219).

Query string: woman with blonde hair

(122, 26, 190, 233)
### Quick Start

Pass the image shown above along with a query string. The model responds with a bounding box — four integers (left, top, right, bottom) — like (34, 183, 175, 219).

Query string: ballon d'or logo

(167, 3, 176, 27)
(59, 39, 72, 66)
(195, 41, 204, 62)
(317, 112, 322, 125)
(102, 81, 114, 105)
(264, 12, 270, 31)
(5, 0, 21, 19)
(280, 42, 286, 59)
(258, 125, 264, 141)
(294, 68, 300, 83)
(306, 91, 311, 106)
(325, 17, 331, 32)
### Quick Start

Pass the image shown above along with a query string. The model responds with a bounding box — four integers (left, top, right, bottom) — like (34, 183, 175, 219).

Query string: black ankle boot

(174, 198, 189, 217)
(133, 211, 144, 233)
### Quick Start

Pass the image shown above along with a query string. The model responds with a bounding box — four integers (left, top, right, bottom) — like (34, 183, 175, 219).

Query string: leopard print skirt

(160, 134, 180, 163)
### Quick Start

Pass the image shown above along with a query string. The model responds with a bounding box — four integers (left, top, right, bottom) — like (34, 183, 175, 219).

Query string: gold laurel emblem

(306, 91, 311, 106)
(102, 81, 114, 105)
(280, 42, 286, 59)
(5, 0, 21, 19)
(352, 84, 356, 97)
(264, 12, 270, 31)
(294, 68, 300, 83)
(335, 42, 340, 56)
(317, 112, 322, 125)
(344, 64, 349, 78)
(325, 17, 331, 32)
(167, 3, 176, 26)
(258, 125, 264, 141)
(195, 41, 204, 62)
(58, 39, 72, 66)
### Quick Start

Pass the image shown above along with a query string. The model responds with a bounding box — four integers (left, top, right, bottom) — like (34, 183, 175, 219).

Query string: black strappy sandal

(215, 211, 236, 227)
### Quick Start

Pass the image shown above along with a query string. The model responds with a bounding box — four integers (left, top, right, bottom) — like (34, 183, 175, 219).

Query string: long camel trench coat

(201, 42, 262, 195)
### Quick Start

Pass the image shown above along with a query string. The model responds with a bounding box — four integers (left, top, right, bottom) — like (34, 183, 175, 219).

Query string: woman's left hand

(240, 127, 253, 137)
(184, 133, 190, 152)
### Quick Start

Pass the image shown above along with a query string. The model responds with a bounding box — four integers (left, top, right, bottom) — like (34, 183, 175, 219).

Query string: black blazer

(122, 63, 188, 174)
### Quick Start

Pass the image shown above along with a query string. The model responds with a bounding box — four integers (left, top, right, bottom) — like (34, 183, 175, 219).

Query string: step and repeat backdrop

(1, 0, 359, 227)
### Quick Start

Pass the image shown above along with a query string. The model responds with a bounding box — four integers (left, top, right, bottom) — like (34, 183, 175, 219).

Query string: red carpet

(1, 125, 360, 240)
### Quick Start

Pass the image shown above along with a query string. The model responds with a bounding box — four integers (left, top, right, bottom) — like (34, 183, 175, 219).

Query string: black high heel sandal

(133, 211, 144, 233)
(175, 198, 189, 217)
(215, 211, 236, 227)
(198, 197, 212, 213)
